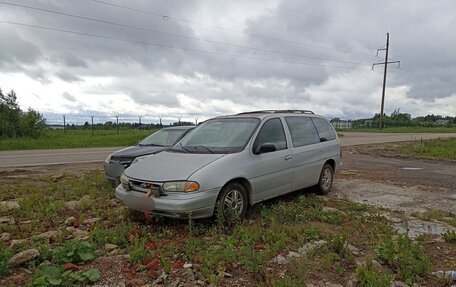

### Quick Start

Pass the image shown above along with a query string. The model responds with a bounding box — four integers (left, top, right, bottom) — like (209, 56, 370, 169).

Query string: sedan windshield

(139, 129, 188, 147)
(175, 118, 260, 153)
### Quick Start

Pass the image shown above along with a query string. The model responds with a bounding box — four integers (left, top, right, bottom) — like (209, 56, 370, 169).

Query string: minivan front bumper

(115, 185, 219, 219)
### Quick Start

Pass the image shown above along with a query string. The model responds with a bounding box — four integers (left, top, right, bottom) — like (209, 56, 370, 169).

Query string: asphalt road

(0, 132, 455, 168)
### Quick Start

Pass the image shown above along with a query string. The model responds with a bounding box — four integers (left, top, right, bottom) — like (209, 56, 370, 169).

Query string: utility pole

(91, 116, 94, 135)
(372, 33, 400, 129)
(63, 115, 66, 134)
(116, 115, 119, 135)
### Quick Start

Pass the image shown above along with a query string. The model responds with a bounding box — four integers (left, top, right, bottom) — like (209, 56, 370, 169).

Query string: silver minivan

(116, 110, 342, 219)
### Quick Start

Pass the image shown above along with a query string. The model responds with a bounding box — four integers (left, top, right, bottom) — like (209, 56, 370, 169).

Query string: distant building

(331, 121, 353, 129)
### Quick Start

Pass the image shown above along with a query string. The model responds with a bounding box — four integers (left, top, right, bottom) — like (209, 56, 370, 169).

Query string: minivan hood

(124, 151, 225, 181)
(112, 145, 166, 159)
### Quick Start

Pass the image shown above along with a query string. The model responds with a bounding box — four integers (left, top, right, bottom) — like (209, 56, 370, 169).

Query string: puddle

(402, 167, 423, 170)
(394, 219, 452, 238)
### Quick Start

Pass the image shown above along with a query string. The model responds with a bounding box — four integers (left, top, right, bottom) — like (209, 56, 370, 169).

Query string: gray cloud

(0, 0, 455, 119)
(55, 71, 83, 82)
(62, 92, 76, 102)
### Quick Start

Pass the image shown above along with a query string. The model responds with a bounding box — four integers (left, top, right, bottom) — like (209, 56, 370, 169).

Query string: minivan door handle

(284, 155, 293, 161)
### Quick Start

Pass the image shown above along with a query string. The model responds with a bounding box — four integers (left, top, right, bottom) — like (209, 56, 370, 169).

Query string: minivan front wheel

(216, 182, 248, 219)
(317, 163, 334, 195)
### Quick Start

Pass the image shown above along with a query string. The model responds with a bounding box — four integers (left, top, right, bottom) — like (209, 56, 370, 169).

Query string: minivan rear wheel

(216, 182, 248, 219)
(316, 163, 334, 195)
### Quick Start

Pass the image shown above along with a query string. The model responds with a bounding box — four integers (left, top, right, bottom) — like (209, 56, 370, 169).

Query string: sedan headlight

(162, 181, 200, 192)
(104, 153, 112, 164)
(120, 174, 130, 191)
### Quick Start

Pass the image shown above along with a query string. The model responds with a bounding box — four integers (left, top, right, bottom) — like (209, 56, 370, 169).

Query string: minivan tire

(216, 182, 248, 219)
(316, 163, 334, 195)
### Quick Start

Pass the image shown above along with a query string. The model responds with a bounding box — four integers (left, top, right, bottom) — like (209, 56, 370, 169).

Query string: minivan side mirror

(254, 142, 277, 154)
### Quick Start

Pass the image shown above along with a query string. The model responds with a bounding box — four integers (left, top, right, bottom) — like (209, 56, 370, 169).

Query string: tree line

(0, 89, 46, 139)
(332, 108, 456, 128)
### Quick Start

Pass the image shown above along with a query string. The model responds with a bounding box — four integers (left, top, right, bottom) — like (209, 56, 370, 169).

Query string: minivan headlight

(120, 174, 130, 191)
(162, 181, 200, 192)
(104, 153, 112, 164)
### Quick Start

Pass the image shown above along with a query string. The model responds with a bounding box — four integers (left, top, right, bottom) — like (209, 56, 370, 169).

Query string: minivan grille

(129, 180, 161, 194)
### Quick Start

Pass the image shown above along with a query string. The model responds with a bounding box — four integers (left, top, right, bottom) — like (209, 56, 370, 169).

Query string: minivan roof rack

(237, 110, 314, 115)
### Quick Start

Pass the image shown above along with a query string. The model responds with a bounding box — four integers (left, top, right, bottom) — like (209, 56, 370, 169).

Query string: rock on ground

(0, 200, 20, 211)
(0, 232, 11, 242)
(9, 249, 40, 267)
(65, 200, 79, 210)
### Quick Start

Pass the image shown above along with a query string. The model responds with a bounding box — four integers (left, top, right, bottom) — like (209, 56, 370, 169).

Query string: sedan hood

(124, 151, 225, 181)
(112, 145, 166, 159)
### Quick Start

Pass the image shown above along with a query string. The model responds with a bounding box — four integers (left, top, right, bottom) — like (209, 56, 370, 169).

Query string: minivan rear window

(312, 118, 337, 141)
(285, 117, 320, 147)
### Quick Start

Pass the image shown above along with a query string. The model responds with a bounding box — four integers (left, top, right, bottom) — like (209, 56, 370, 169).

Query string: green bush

(0, 89, 46, 139)
(20, 108, 47, 138)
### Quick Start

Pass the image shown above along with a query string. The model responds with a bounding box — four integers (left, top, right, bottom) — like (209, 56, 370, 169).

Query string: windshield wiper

(178, 142, 193, 153)
(139, 143, 166, 147)
(193, 145, 215, 154)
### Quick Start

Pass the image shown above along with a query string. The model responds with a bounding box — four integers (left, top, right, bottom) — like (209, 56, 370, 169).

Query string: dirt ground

(335, 144, 456, 214)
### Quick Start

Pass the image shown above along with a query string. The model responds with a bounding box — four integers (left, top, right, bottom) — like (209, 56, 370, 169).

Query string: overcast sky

(0, 0, 455, 123)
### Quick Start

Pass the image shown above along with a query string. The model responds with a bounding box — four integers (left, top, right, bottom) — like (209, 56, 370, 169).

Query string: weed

(375, 234, 431, 285)
(0, 243, 12, 277)
(271, 274, 307, 287)
(90, 224, 130, 248)
(215, 202, 241, 229)
(411, 210, 456, 227)
(52, 241, 95, 265)
(129, 237, 151, 264)
(159, 252, 171, 273)
(327, 232, 351, 260)
(31, 266, 100, 286)
(442, 230, 456, 243)
(356, 260, 392, 287)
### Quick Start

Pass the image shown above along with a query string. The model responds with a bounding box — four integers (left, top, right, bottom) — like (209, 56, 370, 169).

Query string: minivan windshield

(173, 118, 260, 153)
(139, 128, 188, 147)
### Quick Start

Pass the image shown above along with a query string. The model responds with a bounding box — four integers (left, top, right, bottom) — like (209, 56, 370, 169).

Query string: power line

(0, 20, 369, 70)
(87, 0, 375, 57)
(0, 1, 368, 66)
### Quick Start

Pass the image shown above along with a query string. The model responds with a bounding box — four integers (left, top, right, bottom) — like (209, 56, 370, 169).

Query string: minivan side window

(254, 118, 287, 151)
(285, 117, 320, 147)
(312, 118, 337, 141)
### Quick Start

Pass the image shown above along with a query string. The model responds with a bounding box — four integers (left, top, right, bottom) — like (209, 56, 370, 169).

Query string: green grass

(400, 137, 456, 160)
(339, 126, 456, 133)
(0, 129, 153, 151)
